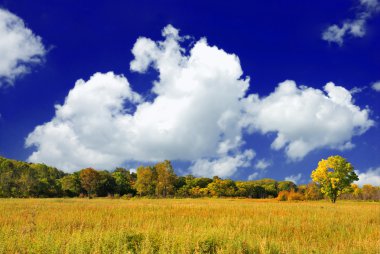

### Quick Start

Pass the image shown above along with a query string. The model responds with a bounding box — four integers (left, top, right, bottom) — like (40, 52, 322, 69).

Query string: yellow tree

(135, 166, 156, 196)
(311, 155, 358, 203)
(155, 160, 176, 197)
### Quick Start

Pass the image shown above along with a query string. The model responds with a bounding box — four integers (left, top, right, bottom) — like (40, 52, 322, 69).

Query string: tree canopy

(0, 155, 378, 201)
(311, 155, 358, 203)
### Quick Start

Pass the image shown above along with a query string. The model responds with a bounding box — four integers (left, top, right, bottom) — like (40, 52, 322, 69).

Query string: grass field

(0, 198, 379, 254)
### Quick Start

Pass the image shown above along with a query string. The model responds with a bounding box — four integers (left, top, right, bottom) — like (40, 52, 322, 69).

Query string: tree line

(0, 156, 379, 201)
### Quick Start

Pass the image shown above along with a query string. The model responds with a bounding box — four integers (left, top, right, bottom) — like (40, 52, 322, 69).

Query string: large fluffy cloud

(26, 25, 374, 177)
(322, 0, 380, 45)
(26, 25, 252, 175)
(242, 80, 373, 160)
(0, 8, 46, 85)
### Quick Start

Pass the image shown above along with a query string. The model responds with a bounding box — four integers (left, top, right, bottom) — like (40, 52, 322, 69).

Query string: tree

(207, 178, 237, 197)
(80, 168, 101, 198)
(361, 184, 380, 200)
(60, 173, 81, 197)
(155, 160, 176, 197)
(97, 170, 116, 196)
(112, 168, 134, 196)
(278, 181, 297, 192)
(135, 166, 156, 196)
(311, 155, 358, 203)
(251, 178, 278, 198)
(303, 182, 323, 200)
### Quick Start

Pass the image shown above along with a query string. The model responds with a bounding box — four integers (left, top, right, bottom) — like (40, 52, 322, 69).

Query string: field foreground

(0, 199, 379, 254)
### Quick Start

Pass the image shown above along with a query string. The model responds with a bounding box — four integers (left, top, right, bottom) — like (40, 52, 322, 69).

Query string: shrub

(277, 190, 289, 201)
(288, 190, 304, 201)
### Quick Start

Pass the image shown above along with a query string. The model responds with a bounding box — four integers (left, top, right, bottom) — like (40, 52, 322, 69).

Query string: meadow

(0, 198, 379, 254)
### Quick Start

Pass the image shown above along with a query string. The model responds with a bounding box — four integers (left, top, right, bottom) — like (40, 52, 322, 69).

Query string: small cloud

(254, 159, 271, 170)
(355, 167, 380, 186)
(371, 81, 380, 92)
(190, 150, 255, 178)
(248, 172, 259, 180)
(285, 173, 302, 184)
(322, 0, 380, 45)
(350, 86, 366, 94)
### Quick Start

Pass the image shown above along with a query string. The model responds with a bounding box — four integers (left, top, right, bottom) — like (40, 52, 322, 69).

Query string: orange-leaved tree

(79, 168, 101, 198)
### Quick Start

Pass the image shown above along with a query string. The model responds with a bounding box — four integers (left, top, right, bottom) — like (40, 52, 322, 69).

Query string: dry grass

(0, 198, 379, 253)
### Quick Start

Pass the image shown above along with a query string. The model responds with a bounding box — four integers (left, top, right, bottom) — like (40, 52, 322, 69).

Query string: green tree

(236, 181, 265, 198)
(207, 178, 237, 197)
(112, 168, 134, 196)
(97, 170, 116, 196)
(311, 155, 358, 203)
(251, 178, 278, 198)
(60, 173, 81, 196)
(277, 181, 297, 192)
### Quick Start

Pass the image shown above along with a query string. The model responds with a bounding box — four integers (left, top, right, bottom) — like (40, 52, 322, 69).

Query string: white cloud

(26, 25, 251, 176)
(372, 81, 380, 91)
(285, 173, 302, 184)
(242, 80, 373, 160)
(360, 0, 379, 8)
(254, 159, 271, 170)
(322, 0, 380, 45)
(0, 8, 46, 85)
(189, 150, 255, 178)
(350, 86, 366, 94)
(248, 172, 259, 180)
(355, 167, 380, 186)
(26, 25, 374, 177)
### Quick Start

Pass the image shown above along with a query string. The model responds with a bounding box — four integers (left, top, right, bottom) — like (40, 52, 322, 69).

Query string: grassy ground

(0, 198, 378, 254)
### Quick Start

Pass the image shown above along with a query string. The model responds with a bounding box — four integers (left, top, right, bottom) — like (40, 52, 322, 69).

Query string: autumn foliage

(0, 155, 379, 201)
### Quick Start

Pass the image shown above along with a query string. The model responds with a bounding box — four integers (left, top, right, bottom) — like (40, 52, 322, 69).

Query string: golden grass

(0, 198, 379, 253)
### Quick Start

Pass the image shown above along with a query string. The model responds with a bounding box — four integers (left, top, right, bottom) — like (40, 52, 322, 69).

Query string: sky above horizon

(0, 0, 379, 185)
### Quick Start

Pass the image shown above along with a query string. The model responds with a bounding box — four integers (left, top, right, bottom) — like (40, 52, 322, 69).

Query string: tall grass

(0, 198, 378, 253)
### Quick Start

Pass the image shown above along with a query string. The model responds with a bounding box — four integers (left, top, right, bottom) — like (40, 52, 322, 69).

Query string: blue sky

(0, 0, 379, 185)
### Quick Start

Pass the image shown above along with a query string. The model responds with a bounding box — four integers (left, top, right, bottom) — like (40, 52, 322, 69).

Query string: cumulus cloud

(0, 8, 46, 85)
(322, 0, 380, 45)
(355, 167, 380, 186)
(26, 25, 374, 177)
(254, 159, 271, 170)
(372, 81, 380, 91)
(26, 25, 252, 175)
(285, 173, 302, 184)
(242, 80, 373, 160)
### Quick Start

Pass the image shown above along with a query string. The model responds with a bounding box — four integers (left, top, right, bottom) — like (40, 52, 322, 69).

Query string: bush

(288, 191, 304, 201)
(277, 190, 304, 201)
(277, 190, 289, 201)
